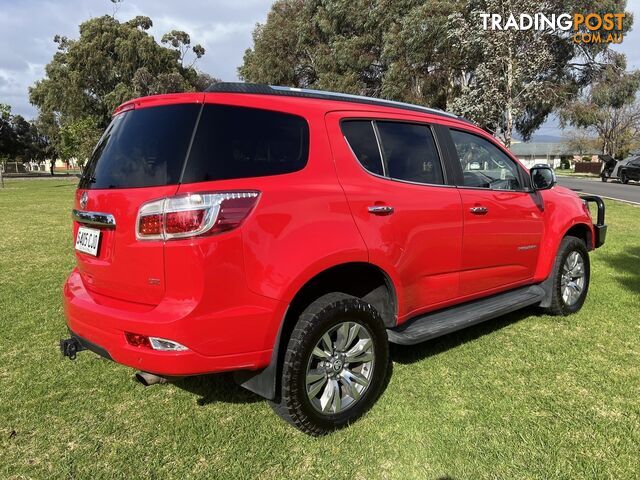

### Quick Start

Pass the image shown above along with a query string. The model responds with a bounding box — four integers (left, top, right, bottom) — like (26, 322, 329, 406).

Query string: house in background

(508, 141, 600, 169)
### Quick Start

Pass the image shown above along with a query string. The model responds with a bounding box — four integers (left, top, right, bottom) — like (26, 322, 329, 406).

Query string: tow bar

(60, 337, 85, 360)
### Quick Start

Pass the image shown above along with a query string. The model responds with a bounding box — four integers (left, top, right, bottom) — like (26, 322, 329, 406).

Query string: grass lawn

(554, 169, 599, 178)
(1, 178, 638, 479)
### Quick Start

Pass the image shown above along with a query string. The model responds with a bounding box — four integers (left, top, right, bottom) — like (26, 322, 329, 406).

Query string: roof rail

(205, 82, 471, 123)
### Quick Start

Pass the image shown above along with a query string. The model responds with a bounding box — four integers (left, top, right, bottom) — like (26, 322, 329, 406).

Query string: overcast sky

(1, 0, 639, 139)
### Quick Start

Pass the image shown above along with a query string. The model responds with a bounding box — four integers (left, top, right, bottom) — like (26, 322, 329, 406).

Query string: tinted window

(376, 122, 444, 185)
(183, 105, 309, 183)
(80, 104, 200, 189)
(341, 121, 384, 176)
(450, 129, 523, 190)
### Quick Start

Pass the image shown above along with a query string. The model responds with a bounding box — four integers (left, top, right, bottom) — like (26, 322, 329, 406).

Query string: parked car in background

(60, 83, 606, 435)
(618, 156, 640, 184)
(600, 155, 617, 182)
(601, 155, 638, 182)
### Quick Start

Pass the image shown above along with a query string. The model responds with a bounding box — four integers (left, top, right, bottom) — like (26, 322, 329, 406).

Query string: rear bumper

(63, 268, 279, 376)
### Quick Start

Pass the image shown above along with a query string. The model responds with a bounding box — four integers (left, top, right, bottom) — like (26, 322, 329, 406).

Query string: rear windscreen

(79, 104, 200, 189)
(79, 103, 309, 189)
(182, 104, 309, 183)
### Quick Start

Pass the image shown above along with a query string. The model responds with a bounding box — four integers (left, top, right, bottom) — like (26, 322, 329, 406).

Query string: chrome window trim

(456, 185, 531, 193)
(341, 118, 451, 189)
(72, 209, 116, 228)
(371, 121, 387, 177)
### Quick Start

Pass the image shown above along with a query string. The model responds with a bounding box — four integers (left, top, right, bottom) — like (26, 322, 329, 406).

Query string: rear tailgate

(73, 97, 202, 305)
(73, 185, 179, 305)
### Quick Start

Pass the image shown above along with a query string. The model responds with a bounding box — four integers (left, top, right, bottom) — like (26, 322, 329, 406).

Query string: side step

(387, 285, 545, 345)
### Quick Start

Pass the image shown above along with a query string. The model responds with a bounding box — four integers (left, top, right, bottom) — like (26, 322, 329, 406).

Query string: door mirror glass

(530, 166, 556, 190)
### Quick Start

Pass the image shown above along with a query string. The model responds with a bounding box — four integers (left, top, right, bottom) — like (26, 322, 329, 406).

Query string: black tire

(601, 176, 607, 182)
(620, 171, 629, 184)
(543, 236, 590, 316)
(271, 293, 390, 436)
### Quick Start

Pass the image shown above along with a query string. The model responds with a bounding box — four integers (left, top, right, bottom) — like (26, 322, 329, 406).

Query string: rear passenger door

(326, 112, 463, 318)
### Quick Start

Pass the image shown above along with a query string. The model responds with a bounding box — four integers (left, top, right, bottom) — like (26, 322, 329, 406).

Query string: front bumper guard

(580, 195, 607, 248)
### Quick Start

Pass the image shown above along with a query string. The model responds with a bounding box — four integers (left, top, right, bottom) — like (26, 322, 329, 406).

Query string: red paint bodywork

(63, 91, 596, 376)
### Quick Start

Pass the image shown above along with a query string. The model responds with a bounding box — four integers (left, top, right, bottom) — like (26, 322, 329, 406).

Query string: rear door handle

(470, 206, 488, 215)
(368, 205, 394, 215)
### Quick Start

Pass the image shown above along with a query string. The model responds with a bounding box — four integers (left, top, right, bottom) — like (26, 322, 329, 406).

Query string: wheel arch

(234, 261, 398, 400)
(564, 222, 593, 250)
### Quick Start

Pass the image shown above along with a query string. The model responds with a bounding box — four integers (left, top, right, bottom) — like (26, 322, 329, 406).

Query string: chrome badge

(79, 192, 88, 210)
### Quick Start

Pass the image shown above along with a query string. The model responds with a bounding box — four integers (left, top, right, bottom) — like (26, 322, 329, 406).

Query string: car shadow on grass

(390, 308, 535, 365)
(172, 309, 536, 405)
(174, 363, 395, 408)
(600, 245, 640, 294)
(172, 373, 262, 406)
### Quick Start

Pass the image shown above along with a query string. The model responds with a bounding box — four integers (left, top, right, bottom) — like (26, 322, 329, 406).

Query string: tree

(560, 55, 640, 158)
(448, 0, 633, 147)
(59, 119, 102, 169)
(241, 0, 633, 146)
(161, 30, 206, 68)
(10, 115, 34, 162)
(0, 104, 10, 128)
(0, 105, 51, 165)
(564, 129, 600, 157)
(29, 14, 214, 161)
(240, 0, 462, 109)
(0, 104, 17, 159)
(240, 0, 316, 88)
(379, 1, 464, 107)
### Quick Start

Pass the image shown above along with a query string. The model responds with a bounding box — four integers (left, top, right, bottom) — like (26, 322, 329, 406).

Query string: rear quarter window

(341, 120, 384, 176)
(182, 105, 309, 183)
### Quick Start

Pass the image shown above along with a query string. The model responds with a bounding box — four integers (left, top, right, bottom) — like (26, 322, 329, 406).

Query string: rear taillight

(136, 191, 259, 240)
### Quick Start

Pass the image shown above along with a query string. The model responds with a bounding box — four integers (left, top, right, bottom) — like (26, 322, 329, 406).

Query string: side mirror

(530, 165, 556, 191)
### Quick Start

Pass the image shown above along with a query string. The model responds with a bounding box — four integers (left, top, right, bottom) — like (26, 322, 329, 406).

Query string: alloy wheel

(561, 251, 586, 306)
(305, 321, 375, 415)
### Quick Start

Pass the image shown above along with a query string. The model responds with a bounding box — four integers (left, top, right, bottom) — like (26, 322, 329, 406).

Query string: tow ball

(60, 337, 85, 360)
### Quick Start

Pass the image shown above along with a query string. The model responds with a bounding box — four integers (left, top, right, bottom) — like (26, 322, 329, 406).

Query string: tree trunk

(504, 43, 514, 148)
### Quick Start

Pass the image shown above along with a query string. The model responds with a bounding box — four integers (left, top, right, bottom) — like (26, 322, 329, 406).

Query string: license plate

(75, 226, 101, 256)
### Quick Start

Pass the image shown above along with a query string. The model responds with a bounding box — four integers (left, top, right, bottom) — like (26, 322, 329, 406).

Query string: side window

(376, 122, 444, 185)
(450, 129, 523, 191)
(341, 121, 384, 176)
(183, 105, 309, 183)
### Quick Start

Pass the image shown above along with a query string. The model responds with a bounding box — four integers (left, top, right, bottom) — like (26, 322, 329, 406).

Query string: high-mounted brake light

(113, 102, 135, 116)
(136, 191, 259, 240)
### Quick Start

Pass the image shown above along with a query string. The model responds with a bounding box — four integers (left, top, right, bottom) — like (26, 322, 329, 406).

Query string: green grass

(1, 178, 639, 479)
(554, 169, 598, 178)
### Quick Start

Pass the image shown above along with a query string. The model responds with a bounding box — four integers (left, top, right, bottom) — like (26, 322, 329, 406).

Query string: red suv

(61, 83, 606, 435)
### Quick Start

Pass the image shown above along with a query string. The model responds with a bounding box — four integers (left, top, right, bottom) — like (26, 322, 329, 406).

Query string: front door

(445, 128, 544, 297)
